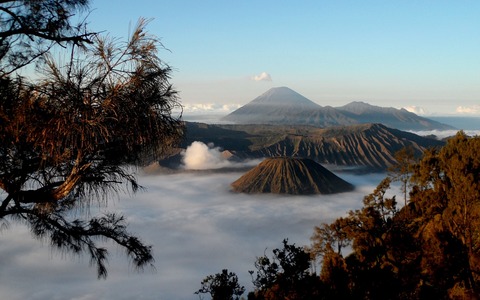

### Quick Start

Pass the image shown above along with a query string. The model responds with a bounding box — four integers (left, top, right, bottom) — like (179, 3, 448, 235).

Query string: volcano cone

(231, 157, 354, 195)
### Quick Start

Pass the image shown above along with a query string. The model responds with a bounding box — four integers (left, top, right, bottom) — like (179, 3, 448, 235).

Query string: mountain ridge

(158, 122, 446, 172)
(222, 87, 455, 131)
(240, 123, 440, 170)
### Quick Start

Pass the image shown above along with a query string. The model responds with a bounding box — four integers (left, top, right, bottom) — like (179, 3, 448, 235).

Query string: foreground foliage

(200, 132, 480, 299)
(0, 1, 183, 278)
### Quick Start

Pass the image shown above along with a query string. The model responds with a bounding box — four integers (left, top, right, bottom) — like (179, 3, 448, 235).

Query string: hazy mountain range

(160, 122, 445, 172)
(222, 87, 455, 131)
(158, 87, 457, 172)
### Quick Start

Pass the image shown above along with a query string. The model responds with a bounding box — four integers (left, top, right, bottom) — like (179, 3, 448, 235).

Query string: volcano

(231, 157, 354, 195)
(221, 86, 323, 124)
(221, 87, 455, 130)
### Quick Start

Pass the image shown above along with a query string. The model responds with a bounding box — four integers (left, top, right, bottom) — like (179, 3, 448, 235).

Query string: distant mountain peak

(250, 86, 320, 108)
(347, 101, 370, 106)
(260, 86, 301, 96)
(339, 101, 390, 113)
(221, 87, 321, 124)
(263, 86, 293, 93)
(222, 87, 455, 130)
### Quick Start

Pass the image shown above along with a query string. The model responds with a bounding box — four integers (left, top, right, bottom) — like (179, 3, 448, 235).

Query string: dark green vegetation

(0, 1, 183, 278)
(231, 157, 354, 195)
(163, 122, 445, 172)
(195, 269, 246, 300)
(222, 87, 454, 131)
(198, 132, 480, 299)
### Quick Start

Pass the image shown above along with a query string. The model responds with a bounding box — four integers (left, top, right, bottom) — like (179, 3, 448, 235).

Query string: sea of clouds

(410, 129, 480, 140)
(0, 145, 388, 300)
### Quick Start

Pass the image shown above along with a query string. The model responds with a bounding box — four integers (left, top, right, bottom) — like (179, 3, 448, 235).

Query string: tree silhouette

(249, 239, 321, 300)
(410, 131, 480, 297)
(0, 0, 95, 77)
(389, 145, 416, 205)
(0, 1, 183, 278)
(309, 134, 480, 298)
(195, 269, 245, 300)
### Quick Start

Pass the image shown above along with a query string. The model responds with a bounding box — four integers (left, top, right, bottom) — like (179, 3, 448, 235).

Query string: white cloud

(403, 106, 427, 115)
(0, 170, 387, 300)
(181, 141, 232, 170)
(251, 71, 272, 82)
(410, 129, 480, 139)
(456, 105, 480, 115)
(181, 103, 241, 114)
(181, 141, 261, 170)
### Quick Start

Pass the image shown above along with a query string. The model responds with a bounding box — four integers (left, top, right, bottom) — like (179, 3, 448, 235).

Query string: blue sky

(89, 1, 480, 115)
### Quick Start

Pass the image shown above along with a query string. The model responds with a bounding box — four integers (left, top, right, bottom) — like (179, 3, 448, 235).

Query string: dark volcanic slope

(231, 157, 354, 195)
(245, 123, 444, 171)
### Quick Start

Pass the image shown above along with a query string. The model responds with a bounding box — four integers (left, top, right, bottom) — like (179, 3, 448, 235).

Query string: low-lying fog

(0, 165, 387, 300)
